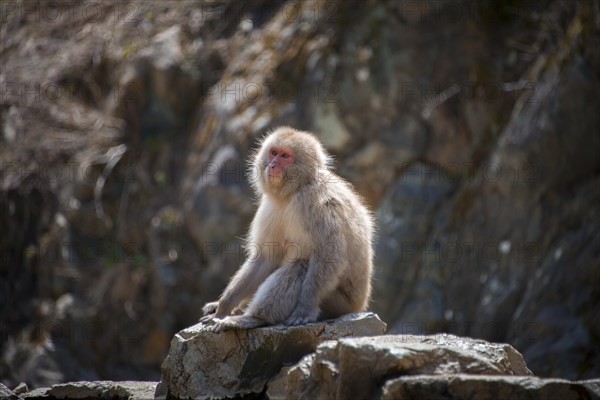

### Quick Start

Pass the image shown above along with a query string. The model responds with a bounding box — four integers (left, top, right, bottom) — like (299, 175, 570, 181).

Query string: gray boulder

(0, 383, 18, 400)
(278, 333, 532, 399)
(382, 375, 600, 400)
(157, 312, 387, 399)
(21, 381, 158, 400)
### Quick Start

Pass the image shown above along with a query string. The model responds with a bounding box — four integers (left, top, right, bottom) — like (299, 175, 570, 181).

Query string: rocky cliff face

(1, 0, 599, 387)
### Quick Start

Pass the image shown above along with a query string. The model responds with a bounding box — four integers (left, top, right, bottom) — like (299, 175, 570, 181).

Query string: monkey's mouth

(266, 173, 284, 185)
(266, 167, 284, 179)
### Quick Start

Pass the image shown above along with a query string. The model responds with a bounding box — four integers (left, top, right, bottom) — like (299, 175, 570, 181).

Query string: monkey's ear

(245, 146, 266, 196)
(253, 130, 276, 156)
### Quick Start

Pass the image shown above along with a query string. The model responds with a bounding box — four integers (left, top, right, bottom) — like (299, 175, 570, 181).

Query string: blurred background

(1, 0, 599, 388)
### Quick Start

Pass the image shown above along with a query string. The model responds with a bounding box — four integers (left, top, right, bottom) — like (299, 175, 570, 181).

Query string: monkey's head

(251, 127, 330, 198)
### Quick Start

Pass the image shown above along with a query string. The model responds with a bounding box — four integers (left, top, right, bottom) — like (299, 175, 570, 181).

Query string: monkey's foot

(199, 314, 216, 324)
(207, 315, 266, 333)
(206, 318, 228, 333)
(284, 307, 320, 326)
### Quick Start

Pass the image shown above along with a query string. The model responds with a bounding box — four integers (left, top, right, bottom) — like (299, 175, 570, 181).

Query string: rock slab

(280, 333, 533, 399)
(0, 383, 18, 400)
(382, 375, 600, 400)
(157, 312, 386, 399)
(20, 381, 158, 399)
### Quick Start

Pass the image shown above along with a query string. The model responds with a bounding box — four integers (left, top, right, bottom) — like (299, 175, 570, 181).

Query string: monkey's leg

(209, 261, 308, 332)
(244, 260, 309, 325)
(319, 286, 359, 320)
(286, 249, 349, 326)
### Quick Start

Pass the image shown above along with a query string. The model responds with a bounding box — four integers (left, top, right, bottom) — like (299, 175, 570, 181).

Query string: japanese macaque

(201, 126, 374, 332)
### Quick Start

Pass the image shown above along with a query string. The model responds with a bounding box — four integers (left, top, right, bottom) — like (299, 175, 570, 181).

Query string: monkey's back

(306, 173, 374, 315)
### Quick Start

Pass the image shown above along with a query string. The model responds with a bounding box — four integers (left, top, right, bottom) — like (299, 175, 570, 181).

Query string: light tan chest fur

(251, 196, 312, 264)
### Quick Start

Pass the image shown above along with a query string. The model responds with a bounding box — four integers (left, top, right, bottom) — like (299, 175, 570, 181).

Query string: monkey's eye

(282, 153, 289, 158)
(271, 150, 278, 156)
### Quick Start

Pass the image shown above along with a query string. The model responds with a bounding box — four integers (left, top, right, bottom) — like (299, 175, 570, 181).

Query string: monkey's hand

(284, 305, 320, 326)
(199, 301, 219, 324)
(202, 301, 219, 316)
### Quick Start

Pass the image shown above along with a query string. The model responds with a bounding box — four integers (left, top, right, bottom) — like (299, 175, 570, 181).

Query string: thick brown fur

(201, 127, 374, 332)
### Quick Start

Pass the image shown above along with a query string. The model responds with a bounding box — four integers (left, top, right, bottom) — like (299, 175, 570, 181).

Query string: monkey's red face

(267, 146, 295, 178)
